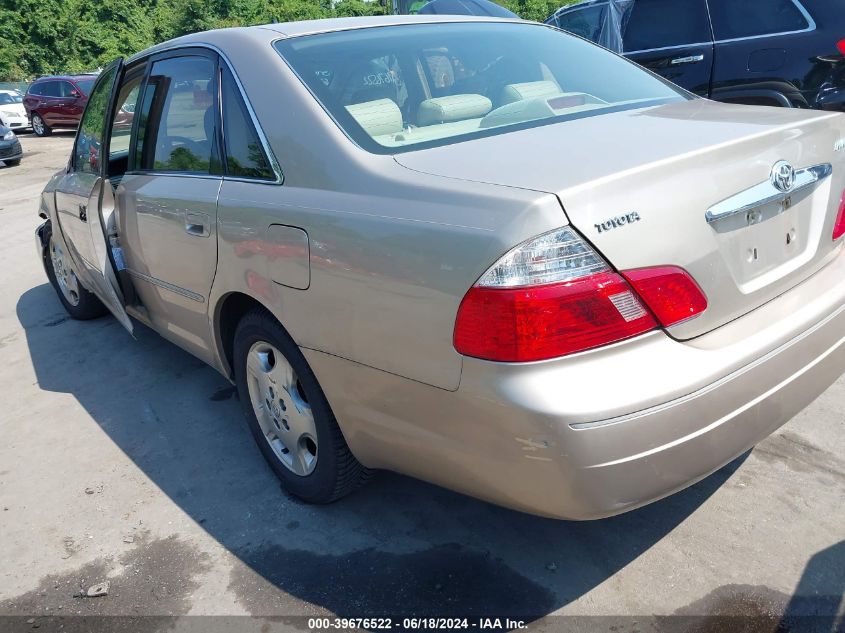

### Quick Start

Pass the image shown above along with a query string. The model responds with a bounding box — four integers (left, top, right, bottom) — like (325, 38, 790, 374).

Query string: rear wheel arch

(215, 291, 284, 378)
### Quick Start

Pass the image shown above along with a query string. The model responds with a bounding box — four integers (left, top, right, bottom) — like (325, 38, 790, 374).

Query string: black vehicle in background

(0, 124, 22, 167)
(547, 0, 845, 111)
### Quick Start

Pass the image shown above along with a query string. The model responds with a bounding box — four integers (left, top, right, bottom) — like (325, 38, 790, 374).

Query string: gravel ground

(0, 132, 843, 632)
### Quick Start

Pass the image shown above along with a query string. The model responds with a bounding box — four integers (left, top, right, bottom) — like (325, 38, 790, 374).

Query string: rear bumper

(307, 246, 845, 520)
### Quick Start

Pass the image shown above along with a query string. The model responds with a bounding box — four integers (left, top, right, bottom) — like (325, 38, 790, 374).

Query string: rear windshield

(274, 22, 686, 154)
(0, 92, 22, 104)
(76, 79, 96, 96)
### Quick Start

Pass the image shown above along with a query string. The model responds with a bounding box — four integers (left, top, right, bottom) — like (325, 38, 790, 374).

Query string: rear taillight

(837, 39, 845, 55)
(455, 227, 706, 362)
(834, 191, 845, 241)
(621, 266, 708, 327)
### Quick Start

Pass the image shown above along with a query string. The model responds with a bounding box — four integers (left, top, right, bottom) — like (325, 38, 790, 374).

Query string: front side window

(708, 0, 809, 40)
(40, 81, 60, 97)
(221, 66, 274, 180)
(275, 22, 685, 154)
(135, 55, 220, 174)
(76, 79, 96, 96)
(623, 0, 711, 51)
(552, 5, 606, 42)
(58, 81, 76, 98)
(73, 67, 117, 174)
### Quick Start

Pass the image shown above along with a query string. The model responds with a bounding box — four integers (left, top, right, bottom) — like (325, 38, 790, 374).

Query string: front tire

(6, 159, 20, 166)
(233, 308, 372, 503)
(31, 113, 51, 137)
(44, 227, 107, 319)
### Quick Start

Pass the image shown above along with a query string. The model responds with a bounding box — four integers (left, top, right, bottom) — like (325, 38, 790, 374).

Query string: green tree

(0, 0, 574, 81)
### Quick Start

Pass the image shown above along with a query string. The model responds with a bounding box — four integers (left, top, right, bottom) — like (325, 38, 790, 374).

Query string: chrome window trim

(126, 42, 284, 185)
(122, 171, 223, 181)
(626, 42, 713, 55)
(553, 0, 815, 54)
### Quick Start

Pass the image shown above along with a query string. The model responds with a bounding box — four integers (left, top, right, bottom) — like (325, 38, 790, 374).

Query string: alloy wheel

(245, 341, 318, 476)
(32, 115, 44, 136)
(49, 238, 80, 306)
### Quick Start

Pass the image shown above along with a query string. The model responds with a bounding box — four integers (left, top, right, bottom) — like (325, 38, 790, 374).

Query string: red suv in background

(23, 74, 97, 137)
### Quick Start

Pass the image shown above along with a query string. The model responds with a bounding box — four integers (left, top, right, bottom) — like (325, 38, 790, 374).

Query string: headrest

(345, 99, 404, 137)
(500, 81, 562, 105)
(417, 94, 493, 126)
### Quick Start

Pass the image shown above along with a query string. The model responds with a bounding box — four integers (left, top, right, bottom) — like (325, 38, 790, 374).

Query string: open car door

(53, 58, 133, 334)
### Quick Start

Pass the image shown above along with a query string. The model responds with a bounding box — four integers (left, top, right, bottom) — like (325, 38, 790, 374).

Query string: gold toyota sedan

(35, 16, 845, 519)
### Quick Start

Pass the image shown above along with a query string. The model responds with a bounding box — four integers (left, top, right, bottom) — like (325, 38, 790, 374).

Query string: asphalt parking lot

(0, 132, 843, 632)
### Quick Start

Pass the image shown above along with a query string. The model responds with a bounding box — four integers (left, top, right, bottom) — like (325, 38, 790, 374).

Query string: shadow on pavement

(19, 281, 834, 626)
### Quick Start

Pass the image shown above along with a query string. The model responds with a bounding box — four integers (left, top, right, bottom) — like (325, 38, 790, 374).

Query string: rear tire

(43, 226, 107, 320)
(31, 113, 51, 137)
(233, 308, 372, 504)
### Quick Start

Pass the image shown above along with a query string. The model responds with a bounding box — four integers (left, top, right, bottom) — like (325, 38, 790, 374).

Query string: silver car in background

(35, 16, 845, 519)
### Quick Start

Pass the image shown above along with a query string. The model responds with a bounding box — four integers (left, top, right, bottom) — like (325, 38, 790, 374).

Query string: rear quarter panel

(209, 30, 567, 390)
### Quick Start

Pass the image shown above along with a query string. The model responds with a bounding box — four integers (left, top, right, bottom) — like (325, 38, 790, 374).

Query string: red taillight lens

(454, 271, 657, 362)
(621, 266, 708, 327)
(454, 226, 709, 362)
(833, 191, 845, 241)
(837, 39, 845, 55)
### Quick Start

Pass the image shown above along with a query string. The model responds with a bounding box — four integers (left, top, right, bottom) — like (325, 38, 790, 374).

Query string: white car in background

(0, 89, 30, 131)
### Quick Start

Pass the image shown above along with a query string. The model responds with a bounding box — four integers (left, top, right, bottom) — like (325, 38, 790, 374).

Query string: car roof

(128, 14, 522, 62)
(32, 74, 98, 83)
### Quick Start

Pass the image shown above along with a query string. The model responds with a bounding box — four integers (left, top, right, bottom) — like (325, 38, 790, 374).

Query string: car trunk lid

(395, 99, 845, 339)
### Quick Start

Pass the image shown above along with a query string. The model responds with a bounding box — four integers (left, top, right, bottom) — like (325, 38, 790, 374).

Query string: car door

(50, 81, 79, 125)
(53, 60, 133, 333)
(623, 0, 715, 96)
(59, 80, 88, 125)
(36, 81, 61, 126)
(707, 0, 816, 106)
(114, 49, 222, 363)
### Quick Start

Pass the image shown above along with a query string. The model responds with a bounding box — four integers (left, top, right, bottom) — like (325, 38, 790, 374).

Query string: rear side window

(551, 5, 606, 42)
(40, 81, 60, 97)
(624, 0, 711, 51)
(27, 83, 43, 96)
(220, 66, 274, 180)
(135, 55, 220, 174)
(708, 0, 810, 40)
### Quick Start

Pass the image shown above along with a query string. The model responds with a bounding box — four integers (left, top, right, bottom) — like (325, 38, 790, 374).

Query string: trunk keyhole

(786, 229, 796, 245)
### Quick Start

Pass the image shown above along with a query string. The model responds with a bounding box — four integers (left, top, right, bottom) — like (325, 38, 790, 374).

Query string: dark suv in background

(547, 0, 845, 111)
(23, 74, 97, 137)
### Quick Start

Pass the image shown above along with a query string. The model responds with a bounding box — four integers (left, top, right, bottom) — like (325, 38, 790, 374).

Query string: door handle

(670, 54, 705, 65)
(185, 211, 210, 237)
(78, 203, 87, 222)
